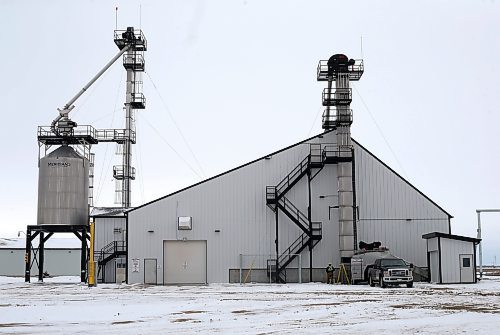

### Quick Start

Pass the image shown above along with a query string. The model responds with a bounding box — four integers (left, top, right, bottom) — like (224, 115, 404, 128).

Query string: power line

(145, 71, 206, 178)
(307, 105, 323, 137)
(95, 70, 123, 205)
(353, 85, 409, 180)
(137, 113, 203, 179)
(135, 136, 146, 204)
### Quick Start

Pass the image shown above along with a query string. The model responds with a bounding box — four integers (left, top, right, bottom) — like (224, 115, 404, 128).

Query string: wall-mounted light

(265, 156, 272, 160)
(214, 229, 221, 233)
(178, 216, 193, 230)
(147, 230, 154, 233)
(319, 195, 338, 199)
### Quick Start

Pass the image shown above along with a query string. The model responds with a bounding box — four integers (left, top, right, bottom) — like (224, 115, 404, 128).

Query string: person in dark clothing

(326, 263, 335, 284)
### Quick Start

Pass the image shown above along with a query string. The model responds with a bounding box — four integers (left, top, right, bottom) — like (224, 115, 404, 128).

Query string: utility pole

(476, 209, 500, 279)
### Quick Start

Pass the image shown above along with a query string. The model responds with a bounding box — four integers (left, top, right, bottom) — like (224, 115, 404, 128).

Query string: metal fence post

(239, 254, 242, 284)
(298, 254, 302, 284)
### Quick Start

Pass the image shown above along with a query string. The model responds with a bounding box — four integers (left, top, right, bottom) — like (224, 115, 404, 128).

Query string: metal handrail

(311, 222, 322, 236)
(275, 156, 310, 195)
(322, 145, 353, 159)
(113, 165, 136, 179)
(266, 186, 276, 199)
(317, 59, 364, 80)
(278, 233, 307, 264)
(123, 52, 145, 65)
(95, 128, 137, 143)
(38, 125, 97, 138)
(322, 109, 353, 124)
(322, 88, 352, 104)
(280, 196, 309, 226)
(114, 29, 147, 50)
(100, 241, 126, 256)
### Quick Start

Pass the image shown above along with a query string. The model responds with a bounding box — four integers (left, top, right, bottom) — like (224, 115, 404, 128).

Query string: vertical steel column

(239, 254, 243, 284)
(308, 169, 313, 282)
(477, 211, 482, 278)
(38, 232, 45, 282)
(351, 147, 358, 251)
(122, 61, 134, 208)
(80, 227, 88, 282)
(324, 79, 333, 127)
(275, 207, 279, 283)
(24, 228, 32, 282)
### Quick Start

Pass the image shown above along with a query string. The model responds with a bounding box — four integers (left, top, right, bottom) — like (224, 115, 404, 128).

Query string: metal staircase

(96, 241, 126, 283)
(266, 143, 352, 283)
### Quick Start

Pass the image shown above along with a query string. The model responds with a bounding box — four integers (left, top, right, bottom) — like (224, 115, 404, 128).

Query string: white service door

(459, 254, 474, 283)
(144, 259, 157, 285)
(163, 240, 207, 284)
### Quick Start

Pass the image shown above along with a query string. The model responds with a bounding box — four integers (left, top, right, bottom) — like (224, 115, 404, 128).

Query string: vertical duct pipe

(335, 71, 355, 263)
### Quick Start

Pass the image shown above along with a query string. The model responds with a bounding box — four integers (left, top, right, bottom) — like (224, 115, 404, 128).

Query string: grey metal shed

(422, 232, 481, 284)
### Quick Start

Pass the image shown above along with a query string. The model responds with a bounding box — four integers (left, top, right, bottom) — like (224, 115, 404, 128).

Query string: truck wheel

(379, 276, 386, 288)
(369, 276, 375, 287)
(406, 282, 413, 288)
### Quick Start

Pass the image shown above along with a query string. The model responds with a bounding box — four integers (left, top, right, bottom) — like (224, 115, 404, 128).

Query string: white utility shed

(423, 232, 480, 284)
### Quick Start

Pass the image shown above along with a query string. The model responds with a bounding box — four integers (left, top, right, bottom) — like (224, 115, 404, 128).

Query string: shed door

(459, 254, 474, 283)
(163, 240, 207, 284)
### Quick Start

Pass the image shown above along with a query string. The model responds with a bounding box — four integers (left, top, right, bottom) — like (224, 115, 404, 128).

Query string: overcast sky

(1, 0, 499, 264)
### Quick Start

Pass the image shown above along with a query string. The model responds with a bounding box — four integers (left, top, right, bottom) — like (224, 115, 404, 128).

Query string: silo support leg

(38, 232, 45, 282)
(80, 227, 88, 283)
(24, 228, 32, 283)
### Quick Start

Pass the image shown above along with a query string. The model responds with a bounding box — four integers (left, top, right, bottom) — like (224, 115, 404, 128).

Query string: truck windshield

(380, 259, 406, 267)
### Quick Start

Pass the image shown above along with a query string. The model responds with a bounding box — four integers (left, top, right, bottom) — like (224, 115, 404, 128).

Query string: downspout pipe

(51, 45, 130, 134)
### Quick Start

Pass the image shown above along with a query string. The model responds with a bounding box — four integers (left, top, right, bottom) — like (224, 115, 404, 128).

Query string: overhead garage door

(163, 240, 207, 284)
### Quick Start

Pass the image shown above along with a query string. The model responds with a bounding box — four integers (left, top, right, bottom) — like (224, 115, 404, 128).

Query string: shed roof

(90, 207, 130, 217)
(422, 232, 481, 243)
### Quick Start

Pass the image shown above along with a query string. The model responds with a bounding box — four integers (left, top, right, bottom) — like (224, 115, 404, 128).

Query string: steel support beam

(476, 209, 500, 279)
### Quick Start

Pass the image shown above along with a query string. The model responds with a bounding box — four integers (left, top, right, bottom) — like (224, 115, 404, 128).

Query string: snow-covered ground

(0, 276, 499, 334)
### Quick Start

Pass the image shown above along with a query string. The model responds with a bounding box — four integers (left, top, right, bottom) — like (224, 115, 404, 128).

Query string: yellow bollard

(88, 222, 96, 287)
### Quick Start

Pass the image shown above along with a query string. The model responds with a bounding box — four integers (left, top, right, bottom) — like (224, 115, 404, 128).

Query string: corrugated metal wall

(354, 142, 450, 266)
(440, 238, 475, 283)
(128, 131, 339, 284)
(426, 237, 440, 283)
(94, 217, 126, 251)
(94, 217, 126, 283)
(0, 249, 80, 276)
(127, 131, 451, 283)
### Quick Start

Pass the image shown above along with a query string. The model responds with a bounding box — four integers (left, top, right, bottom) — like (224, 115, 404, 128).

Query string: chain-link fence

(232, 254, 303, 284)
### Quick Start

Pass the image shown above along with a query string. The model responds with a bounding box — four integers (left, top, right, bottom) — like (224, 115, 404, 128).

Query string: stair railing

(280, 196, 310, 228)
(275, 156, 310, 196)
